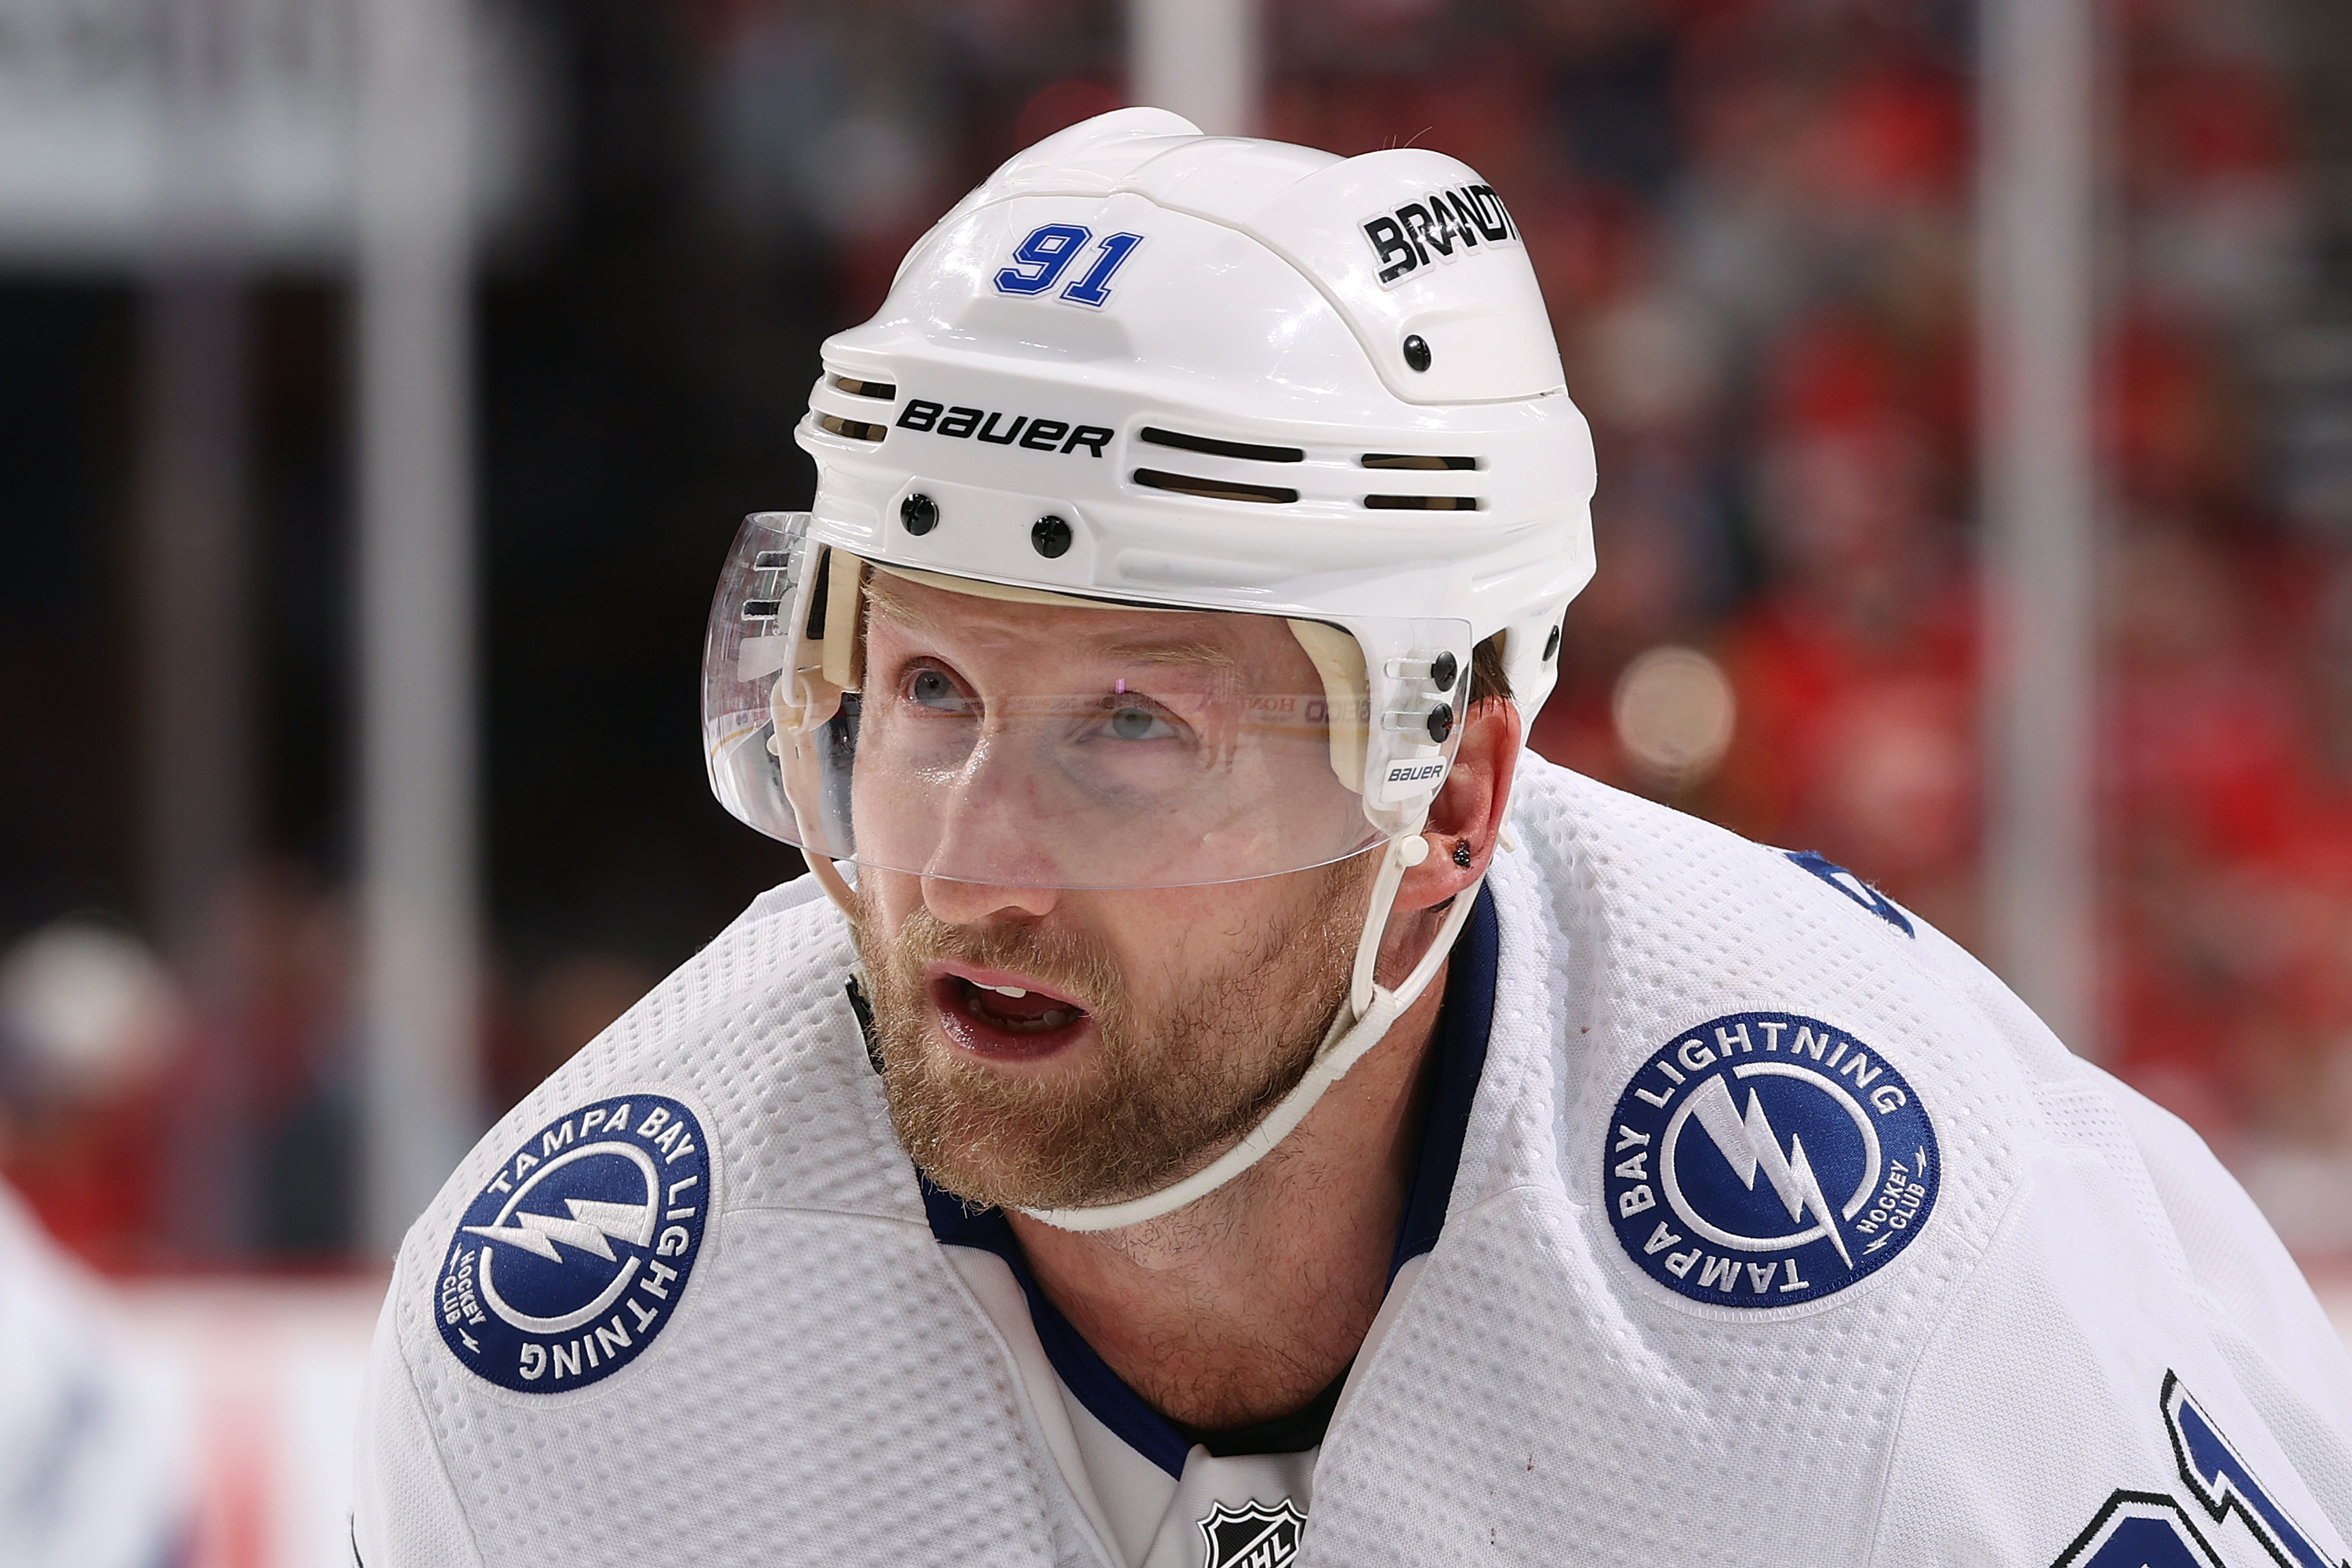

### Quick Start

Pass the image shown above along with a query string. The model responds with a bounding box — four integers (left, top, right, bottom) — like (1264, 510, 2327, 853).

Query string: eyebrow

(864, 579, 1241, 675)
(1098, 637, 1239, 673)
(858, 571, 933, 633)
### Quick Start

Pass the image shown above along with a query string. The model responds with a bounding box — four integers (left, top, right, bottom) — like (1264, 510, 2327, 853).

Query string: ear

(1395, 697, 1521, 913)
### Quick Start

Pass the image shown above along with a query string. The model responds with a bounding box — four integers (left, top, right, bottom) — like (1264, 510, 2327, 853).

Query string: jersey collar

(915, 885, 1501, 1478)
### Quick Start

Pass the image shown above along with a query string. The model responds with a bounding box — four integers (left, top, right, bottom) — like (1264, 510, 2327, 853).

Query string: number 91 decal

(994, 224, 1145, 308)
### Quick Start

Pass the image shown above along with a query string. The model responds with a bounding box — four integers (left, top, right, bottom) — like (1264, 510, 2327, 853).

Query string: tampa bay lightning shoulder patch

(436, 1094, 710, 1392)
(1604, 1013, 1936, 1307)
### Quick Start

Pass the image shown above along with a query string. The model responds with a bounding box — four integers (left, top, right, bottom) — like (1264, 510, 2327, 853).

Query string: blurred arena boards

(115, 1274, 386, 1568)
(96, 1259, 2352, 1568)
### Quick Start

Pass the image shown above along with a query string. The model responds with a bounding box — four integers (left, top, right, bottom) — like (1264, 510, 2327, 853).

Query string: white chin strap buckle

(1018, 833, 1481, 1233)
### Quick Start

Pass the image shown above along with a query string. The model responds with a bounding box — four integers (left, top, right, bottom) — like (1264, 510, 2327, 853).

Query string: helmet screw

(1425, 700, 1454, 744)
(1031, 515, 1073, 558)
(1403, 334, 1432, 372)
(1429, 651, 1458, 691)
(901, 492, 938, 535)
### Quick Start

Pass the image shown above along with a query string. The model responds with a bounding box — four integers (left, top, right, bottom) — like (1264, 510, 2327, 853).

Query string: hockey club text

(895, 398, 1113, 459)
(1360, 184, 1520, 286)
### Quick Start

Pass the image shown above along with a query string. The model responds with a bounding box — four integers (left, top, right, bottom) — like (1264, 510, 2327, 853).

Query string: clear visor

(702, 514, 1469, 890)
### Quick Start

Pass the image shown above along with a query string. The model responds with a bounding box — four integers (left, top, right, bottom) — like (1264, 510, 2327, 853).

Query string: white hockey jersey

(351, 756, 2352, 1567)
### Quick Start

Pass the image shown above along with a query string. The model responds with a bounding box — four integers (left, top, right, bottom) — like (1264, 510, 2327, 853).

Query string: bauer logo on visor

(1605, 1013, 1937, 1308)
(436, 1094, 710, 1392)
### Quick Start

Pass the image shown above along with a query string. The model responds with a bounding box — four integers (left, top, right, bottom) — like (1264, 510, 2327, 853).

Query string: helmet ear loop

(1349, 833, 1417, 1018)
(776, 547, 867, 920)
(1344, 828, 1470, 1028)
(806, 854, 858, 920)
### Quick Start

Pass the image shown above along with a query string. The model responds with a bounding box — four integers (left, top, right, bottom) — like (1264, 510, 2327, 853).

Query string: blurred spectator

(0, 920, 183, 1269)
(0, 1178, 191, 1566)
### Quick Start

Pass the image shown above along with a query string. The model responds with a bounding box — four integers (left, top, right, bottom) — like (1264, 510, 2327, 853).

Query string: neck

(1004, 951, 1450, 1432)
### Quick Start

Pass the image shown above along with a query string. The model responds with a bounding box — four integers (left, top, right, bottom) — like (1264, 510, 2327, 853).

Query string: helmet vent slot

(1365, 494, 1481, 510)
(1140, 427, 1305, 464)
(829, 375, 897, 400)
(1134, 468, 1299, 505)
(1361, 453, 1478, 470)
(815, 412, 888, 443)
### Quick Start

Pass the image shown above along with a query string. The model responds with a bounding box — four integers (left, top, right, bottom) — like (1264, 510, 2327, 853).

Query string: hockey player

(353, 111, 2352, 1567)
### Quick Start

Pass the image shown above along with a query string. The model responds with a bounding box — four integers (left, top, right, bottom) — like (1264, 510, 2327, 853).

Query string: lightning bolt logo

(1685, 1074, 1853, 1266)
(466, 1198, 655, 1262)
(437, 1095, 710, 1392)
(1608, 1014, 1936, 1308)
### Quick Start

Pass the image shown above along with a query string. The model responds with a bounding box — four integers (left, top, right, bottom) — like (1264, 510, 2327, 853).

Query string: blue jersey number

(2165, 1374, 2345, 1568)
(993, 225, 1144, 307)
(2057, 1494, 2220, 1568)
(2054, 1375, 2346, 1567)
(1784, 849, 1914, 938)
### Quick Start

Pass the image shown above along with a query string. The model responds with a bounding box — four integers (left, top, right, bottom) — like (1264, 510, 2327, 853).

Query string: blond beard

(851, 861, 1373, 1211)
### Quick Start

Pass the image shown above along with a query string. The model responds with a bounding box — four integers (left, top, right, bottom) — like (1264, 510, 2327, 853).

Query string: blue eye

(909, 669, 969, 713)
(1107, 705, 1174, 741)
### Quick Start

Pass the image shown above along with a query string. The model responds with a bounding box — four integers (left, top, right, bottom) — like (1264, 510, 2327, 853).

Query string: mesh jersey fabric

(352, 755, 2352, 1566)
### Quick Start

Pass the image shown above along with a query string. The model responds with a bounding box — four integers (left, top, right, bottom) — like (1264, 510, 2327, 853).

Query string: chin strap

(1018, 833, 1483, 1234)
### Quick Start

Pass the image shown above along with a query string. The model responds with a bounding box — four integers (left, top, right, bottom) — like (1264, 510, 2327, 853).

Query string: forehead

(862, 571, 1319, 685)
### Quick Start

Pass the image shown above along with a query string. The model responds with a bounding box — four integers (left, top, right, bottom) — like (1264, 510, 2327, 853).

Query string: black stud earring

(1453, 840, 1474, 869)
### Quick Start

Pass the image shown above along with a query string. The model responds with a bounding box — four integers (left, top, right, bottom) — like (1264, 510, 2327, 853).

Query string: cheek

(855, 869, 927, 953)
(1109, 884, 1300, 982)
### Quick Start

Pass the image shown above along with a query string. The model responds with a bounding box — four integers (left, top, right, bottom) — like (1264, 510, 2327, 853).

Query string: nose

(920, 871, 1060, 925)
(913, 730, 1074, 913)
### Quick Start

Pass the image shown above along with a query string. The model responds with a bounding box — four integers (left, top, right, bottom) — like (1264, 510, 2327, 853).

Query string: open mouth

(928, 965, 1093, 1060)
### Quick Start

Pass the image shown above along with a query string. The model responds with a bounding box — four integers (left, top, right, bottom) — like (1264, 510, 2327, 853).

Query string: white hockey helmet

(701, 109, 1596, 1228)
(704, 107, 1595, 892)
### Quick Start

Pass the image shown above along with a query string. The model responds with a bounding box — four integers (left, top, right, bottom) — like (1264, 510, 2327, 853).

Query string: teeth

(992, 985, 1027, 998)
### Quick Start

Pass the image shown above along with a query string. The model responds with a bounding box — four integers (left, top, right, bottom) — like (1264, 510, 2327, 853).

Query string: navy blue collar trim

(1391, 884, 1497, 1280)
(923, 1180, 1198, 1476)
(922, 884, 1499, 1479)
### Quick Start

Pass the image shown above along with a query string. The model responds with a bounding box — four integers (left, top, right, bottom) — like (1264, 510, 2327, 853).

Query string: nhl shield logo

(1604, 1012, 1938, 1308)
(436, 1094, 711, 1392)
(1196, 1497, 1305, 1568)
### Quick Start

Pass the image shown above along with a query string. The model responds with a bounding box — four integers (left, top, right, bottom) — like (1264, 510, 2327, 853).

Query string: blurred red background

(7, 2, 2352, 1554)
